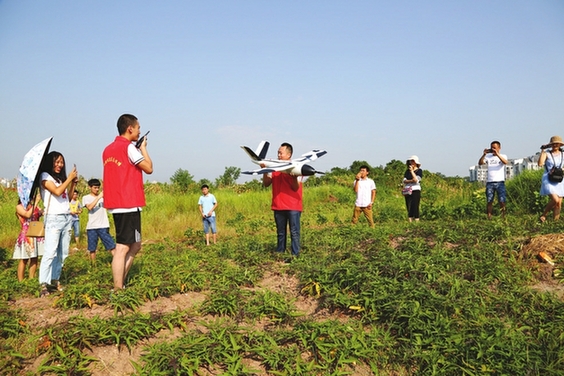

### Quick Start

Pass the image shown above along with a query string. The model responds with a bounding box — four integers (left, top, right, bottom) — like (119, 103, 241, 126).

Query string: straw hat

(549, 136, 564, 145)
(408, 155, 421, 166)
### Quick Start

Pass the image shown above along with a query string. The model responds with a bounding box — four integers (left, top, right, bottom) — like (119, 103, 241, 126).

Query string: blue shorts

(203, 216, 217, 234)
(87, 228, 116, 253)
(486, 181, 506, 203)
(71, 220, 80, 236)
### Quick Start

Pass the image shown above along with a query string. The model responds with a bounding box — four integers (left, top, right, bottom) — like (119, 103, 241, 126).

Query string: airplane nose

(301, 164, 317, 176)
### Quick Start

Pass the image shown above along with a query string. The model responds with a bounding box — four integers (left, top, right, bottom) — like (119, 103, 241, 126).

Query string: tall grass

(0, 167, 546, 250)
(506, 169, 546, 214)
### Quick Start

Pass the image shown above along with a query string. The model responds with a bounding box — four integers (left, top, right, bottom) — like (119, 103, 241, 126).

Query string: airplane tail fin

(256, 141, 269, 159)
(241, 141, 270, 161)
(241, 146, 261, 161)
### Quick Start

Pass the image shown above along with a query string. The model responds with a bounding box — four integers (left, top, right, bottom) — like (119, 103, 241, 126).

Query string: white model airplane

(241, 141, 327, 176)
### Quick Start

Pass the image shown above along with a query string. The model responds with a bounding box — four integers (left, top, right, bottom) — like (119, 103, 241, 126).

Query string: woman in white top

(38, 151, 78, 297)
(538, 136, 564, 223)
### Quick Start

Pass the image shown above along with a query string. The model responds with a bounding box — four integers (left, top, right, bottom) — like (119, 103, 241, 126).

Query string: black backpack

(547, 152, 564, 183)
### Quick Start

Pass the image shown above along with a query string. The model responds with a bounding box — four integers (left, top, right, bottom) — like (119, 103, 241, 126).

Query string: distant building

(0, 177, 15, 188)
(469, 154, 541, 183)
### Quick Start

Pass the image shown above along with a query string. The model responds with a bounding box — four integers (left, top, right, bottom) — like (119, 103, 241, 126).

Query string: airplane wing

(241, 163, 294, 175)
(295, 149, 327, 162)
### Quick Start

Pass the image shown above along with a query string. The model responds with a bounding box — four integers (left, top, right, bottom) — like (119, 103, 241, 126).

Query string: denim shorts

(87, 228, 116, 252)
(71, 220, 80, 236)
(486, 181, 506, 203)
(203, 216, 217, 234)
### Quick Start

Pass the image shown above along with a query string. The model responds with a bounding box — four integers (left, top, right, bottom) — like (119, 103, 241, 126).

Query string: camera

(486, 149, 493, 153)
(540, 144, 563, 151)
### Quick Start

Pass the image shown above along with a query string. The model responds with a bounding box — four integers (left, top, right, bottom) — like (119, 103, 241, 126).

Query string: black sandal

(40, 284, 50, 298)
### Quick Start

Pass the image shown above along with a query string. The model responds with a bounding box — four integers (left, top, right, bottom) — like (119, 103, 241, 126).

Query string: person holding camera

(538, 136, 564, 223)
(402, 156, 423, 222)
(478, 141, 508, 219)
(352, 165, 376, 228)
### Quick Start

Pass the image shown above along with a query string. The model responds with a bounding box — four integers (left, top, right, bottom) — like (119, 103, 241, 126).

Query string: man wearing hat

(478, 141, 508, 219)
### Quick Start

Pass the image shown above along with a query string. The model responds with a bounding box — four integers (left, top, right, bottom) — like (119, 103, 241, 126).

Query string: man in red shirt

(262, 143, 302, 258)
(103, 114, 153, 290)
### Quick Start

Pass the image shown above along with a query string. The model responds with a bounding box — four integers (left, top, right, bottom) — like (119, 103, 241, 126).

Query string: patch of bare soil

(16, 291, 208, 375)
(13, 295, 114, 329)
(253, 269, 319, 317)
(522, 233, 564, 298)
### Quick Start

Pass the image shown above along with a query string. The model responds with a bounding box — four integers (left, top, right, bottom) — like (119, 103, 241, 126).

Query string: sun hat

(549, 136, 564, 145)
(408, 155, 421, 166)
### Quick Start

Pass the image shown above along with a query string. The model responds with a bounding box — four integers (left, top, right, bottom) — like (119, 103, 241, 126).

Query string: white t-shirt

(353, 178, 376, 207)
(82, 194, 110, 229)
(484, 153, 507, 182)
(40, 173, 70, 215)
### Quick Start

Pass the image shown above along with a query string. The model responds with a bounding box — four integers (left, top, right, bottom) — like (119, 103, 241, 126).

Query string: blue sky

(1, 1, 563, 183)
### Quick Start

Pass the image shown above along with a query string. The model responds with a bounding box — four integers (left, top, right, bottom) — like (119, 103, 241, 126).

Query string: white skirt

(13, 237, 44, 259)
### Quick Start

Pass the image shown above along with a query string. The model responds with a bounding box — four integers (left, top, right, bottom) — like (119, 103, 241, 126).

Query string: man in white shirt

(352, 165, 376, 228)
(478, 141, 508, 219)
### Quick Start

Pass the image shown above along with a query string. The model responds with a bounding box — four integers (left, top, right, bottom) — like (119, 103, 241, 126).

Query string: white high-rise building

(469, 154, 541, 183)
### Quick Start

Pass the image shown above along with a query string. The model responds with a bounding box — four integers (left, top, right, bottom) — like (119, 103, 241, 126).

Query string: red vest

(271, 172, 303, 211)
(102, 136, 146, 209)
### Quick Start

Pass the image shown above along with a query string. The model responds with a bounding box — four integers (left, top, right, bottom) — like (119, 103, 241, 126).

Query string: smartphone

(135, 131, 150, 148)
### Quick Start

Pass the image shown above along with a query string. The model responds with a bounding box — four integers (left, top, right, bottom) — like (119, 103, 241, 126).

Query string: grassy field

(1, 165, 564, 375)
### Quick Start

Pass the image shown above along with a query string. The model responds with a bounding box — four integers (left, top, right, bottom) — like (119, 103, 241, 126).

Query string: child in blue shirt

(198, 185, 218, 245)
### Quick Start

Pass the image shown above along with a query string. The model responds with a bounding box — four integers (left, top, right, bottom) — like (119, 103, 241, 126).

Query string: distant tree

(170, 168, 194, 189)
(349, 160, 373, 173)
(329, 166, 349, 175)
(197, 178, 213, 189)
(237, 178, 264, 192)
(215, 166, 241, 187)
(384, 159, 406, 175)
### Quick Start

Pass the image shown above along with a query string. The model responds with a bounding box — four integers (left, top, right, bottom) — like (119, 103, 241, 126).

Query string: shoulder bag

(27, 192, 50, 238)
(402, 186, 412, 196)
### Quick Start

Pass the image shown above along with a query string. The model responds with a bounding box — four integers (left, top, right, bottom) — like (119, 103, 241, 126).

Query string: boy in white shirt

(198, 184, 218, 245)
(82, 179, 115, 264)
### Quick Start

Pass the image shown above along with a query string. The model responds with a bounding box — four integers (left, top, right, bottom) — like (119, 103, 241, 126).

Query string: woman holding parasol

(38, 151, 77, 297)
